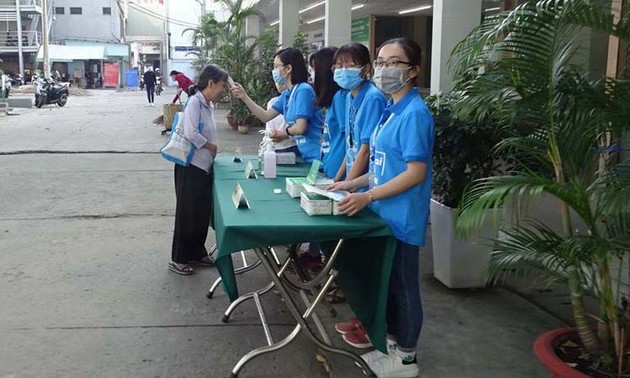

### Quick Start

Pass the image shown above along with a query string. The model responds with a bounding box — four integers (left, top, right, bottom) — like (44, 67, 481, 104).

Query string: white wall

(52, 0, 123, 42)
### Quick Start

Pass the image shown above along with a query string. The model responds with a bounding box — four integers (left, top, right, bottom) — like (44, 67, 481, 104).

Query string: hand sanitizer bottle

(263, 143, 277, 179)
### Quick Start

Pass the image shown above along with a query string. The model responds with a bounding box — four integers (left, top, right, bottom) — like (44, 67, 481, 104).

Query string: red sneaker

(335, 317, 363, 334)
(342, 328, 373, 349)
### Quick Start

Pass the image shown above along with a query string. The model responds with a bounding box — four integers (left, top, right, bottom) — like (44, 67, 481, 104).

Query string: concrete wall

(167, 0, 201, 61)
(126, 6, 164, 37)
(52, 0, 123, 43)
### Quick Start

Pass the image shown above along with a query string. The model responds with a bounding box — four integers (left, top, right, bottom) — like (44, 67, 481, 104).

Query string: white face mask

(308, 67, 315, 82)
(373, 66, 411, 94)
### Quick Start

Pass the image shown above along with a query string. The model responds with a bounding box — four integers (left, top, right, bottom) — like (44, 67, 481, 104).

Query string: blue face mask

(272, 68, 286, 85)
(333, 67, 363, 90)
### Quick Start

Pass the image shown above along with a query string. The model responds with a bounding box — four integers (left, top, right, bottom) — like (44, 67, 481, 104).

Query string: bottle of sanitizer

(263, 143, 277, 179)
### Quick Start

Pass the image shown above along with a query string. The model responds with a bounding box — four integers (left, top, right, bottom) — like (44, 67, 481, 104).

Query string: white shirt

(266, 96, 296, 150)
(182, 92, 217, 172)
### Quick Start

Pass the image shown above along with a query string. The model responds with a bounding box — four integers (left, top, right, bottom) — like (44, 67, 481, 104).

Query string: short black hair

(169, 70, 180, 76)
(333, 43, 372, 69)
(196, 64, 228, 91)
(275, 48, 308, 84)
(378, 38, 422, 85)
(312, 47, 341, 108)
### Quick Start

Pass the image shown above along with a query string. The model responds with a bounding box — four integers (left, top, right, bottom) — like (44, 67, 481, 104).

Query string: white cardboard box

(276, 152, 296, 165)
(300, 192, 332, 216)
(286, 177, 335, 198)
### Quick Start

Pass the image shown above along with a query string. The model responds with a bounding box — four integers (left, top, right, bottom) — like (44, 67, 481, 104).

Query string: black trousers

(171, 164, 214, 264)
(146, 84, 155, 103)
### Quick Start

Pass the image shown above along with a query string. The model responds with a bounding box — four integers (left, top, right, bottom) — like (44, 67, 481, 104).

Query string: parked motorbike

(10, 73, 24, 87)
(155, 76, 163, 95)
(34, 78, 69, 108)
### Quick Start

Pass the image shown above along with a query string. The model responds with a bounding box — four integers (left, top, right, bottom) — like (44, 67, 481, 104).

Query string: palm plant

(451, 0, 630, 373)
(209, 0, 264, 125)
(184, 12, 223, 72)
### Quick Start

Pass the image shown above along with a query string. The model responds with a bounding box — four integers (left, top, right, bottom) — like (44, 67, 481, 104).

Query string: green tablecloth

(212, 156, 396, 352)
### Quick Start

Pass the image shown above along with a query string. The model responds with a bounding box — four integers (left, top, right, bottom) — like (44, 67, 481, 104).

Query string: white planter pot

(430, 199, 497, 289)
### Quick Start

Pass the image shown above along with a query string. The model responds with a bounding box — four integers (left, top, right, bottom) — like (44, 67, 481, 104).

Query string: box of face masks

(276, 152, 296, 165)
(285, 160, 335, 198)
(300, 192, 332, 216)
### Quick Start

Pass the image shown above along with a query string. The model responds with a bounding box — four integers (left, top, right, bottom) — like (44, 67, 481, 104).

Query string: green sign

(351, 17, 370, 42)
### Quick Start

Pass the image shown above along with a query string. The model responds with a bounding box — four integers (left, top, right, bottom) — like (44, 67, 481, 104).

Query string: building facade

(38, 0, 128, 87)
(51, 0, 124, 43)
(0, 0, 49, 75)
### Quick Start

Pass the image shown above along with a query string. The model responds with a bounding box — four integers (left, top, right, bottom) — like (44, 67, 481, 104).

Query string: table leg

(207, 258, 262, 299)
(221, 253, 293, 322)
(228, 246, 375, 378)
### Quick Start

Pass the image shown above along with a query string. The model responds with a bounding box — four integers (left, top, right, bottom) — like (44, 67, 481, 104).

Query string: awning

(63, 40, 129, 58)
(36, 45, 106, 62)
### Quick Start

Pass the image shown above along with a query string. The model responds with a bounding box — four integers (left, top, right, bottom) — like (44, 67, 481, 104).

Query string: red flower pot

(226, 114, 238, 130)
(533, 328, 591, 378)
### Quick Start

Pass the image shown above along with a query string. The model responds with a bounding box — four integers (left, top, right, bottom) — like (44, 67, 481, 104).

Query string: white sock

(394, 346, 416, 363)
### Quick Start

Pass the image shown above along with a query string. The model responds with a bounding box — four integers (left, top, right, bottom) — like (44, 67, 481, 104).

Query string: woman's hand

(338, 193, 371, 217)
(270, 128, 288, 142)
(327, 180, 355, 192)
(205, 142, 218, 158)
(230, 82, 248, 100)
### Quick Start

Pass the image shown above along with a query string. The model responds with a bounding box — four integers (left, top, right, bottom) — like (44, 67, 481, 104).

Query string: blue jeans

(386, 240, 423, 349)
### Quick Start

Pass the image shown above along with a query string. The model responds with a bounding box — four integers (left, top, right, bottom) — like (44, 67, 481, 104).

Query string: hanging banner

(103, 62, 119, 88)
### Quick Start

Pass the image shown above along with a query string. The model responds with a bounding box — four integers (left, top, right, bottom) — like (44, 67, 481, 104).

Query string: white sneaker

(358, 339, 397, 367)
(151, 103, 155, 107)
(367, 351, 418, 378)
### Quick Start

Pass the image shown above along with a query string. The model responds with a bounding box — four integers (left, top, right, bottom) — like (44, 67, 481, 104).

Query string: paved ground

(0, 88, 564, 378)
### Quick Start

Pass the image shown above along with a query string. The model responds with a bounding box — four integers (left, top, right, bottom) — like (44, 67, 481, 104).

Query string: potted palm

(188, 0, 262, 131)
(451, 1, 630, 376)
(426, 92, 505, 288)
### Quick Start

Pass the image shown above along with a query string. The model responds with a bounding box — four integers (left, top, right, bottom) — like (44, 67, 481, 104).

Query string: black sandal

(168, 262, 194, 275)
(188, 256, 215, 267)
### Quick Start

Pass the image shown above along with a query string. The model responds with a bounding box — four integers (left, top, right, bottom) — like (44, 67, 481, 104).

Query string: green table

(212, 156, 396, 354)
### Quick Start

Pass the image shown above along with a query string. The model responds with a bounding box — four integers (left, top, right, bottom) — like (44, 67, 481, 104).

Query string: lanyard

(373, 112, 395, 143)
(285, 83, 301, 116)
(348, 82, 368, 148)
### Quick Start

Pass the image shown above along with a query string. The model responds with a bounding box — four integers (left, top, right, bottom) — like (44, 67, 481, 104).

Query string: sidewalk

(0, 89, 563, 377)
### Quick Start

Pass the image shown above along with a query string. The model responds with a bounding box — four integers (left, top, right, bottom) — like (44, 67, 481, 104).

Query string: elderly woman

(169, 65, 227, 276)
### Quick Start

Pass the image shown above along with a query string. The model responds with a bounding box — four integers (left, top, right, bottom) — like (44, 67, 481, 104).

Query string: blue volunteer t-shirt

(321, 89, 348, 178)
(368, 89, 434, 247)
(272, 83, 323, 163)
(345, 81, 387, 178)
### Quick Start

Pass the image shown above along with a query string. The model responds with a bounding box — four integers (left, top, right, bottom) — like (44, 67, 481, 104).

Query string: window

(102, 7, 111, 15)
(69, 7, 82, 15)
(55, 7, 64, 14)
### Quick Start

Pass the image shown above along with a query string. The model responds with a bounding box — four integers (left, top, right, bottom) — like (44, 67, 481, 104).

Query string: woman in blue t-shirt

(311, 47, 348, 179)
(331, 43, 386, 182)
(231, 48, 322, 163)
(329, 38, 434, 378)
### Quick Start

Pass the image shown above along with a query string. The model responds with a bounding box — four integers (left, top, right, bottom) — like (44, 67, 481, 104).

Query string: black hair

(196, 64, 228, 91)
(333, 43, 372, 78)
(169, 70, 180, 76)
(275, 48, 308, 84)
(312, 47, 340, 108)
(379, 38, 422, 85)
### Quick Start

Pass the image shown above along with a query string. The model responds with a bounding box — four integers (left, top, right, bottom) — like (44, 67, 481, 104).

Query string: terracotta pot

(226, 114, 238, 129)
(533, 328, 591, 378)
(237, 125, 249, 134)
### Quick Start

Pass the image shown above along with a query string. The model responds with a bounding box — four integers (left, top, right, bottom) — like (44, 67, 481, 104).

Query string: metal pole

(41, 0, 50, 78)
(15, 0, 24, 76)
